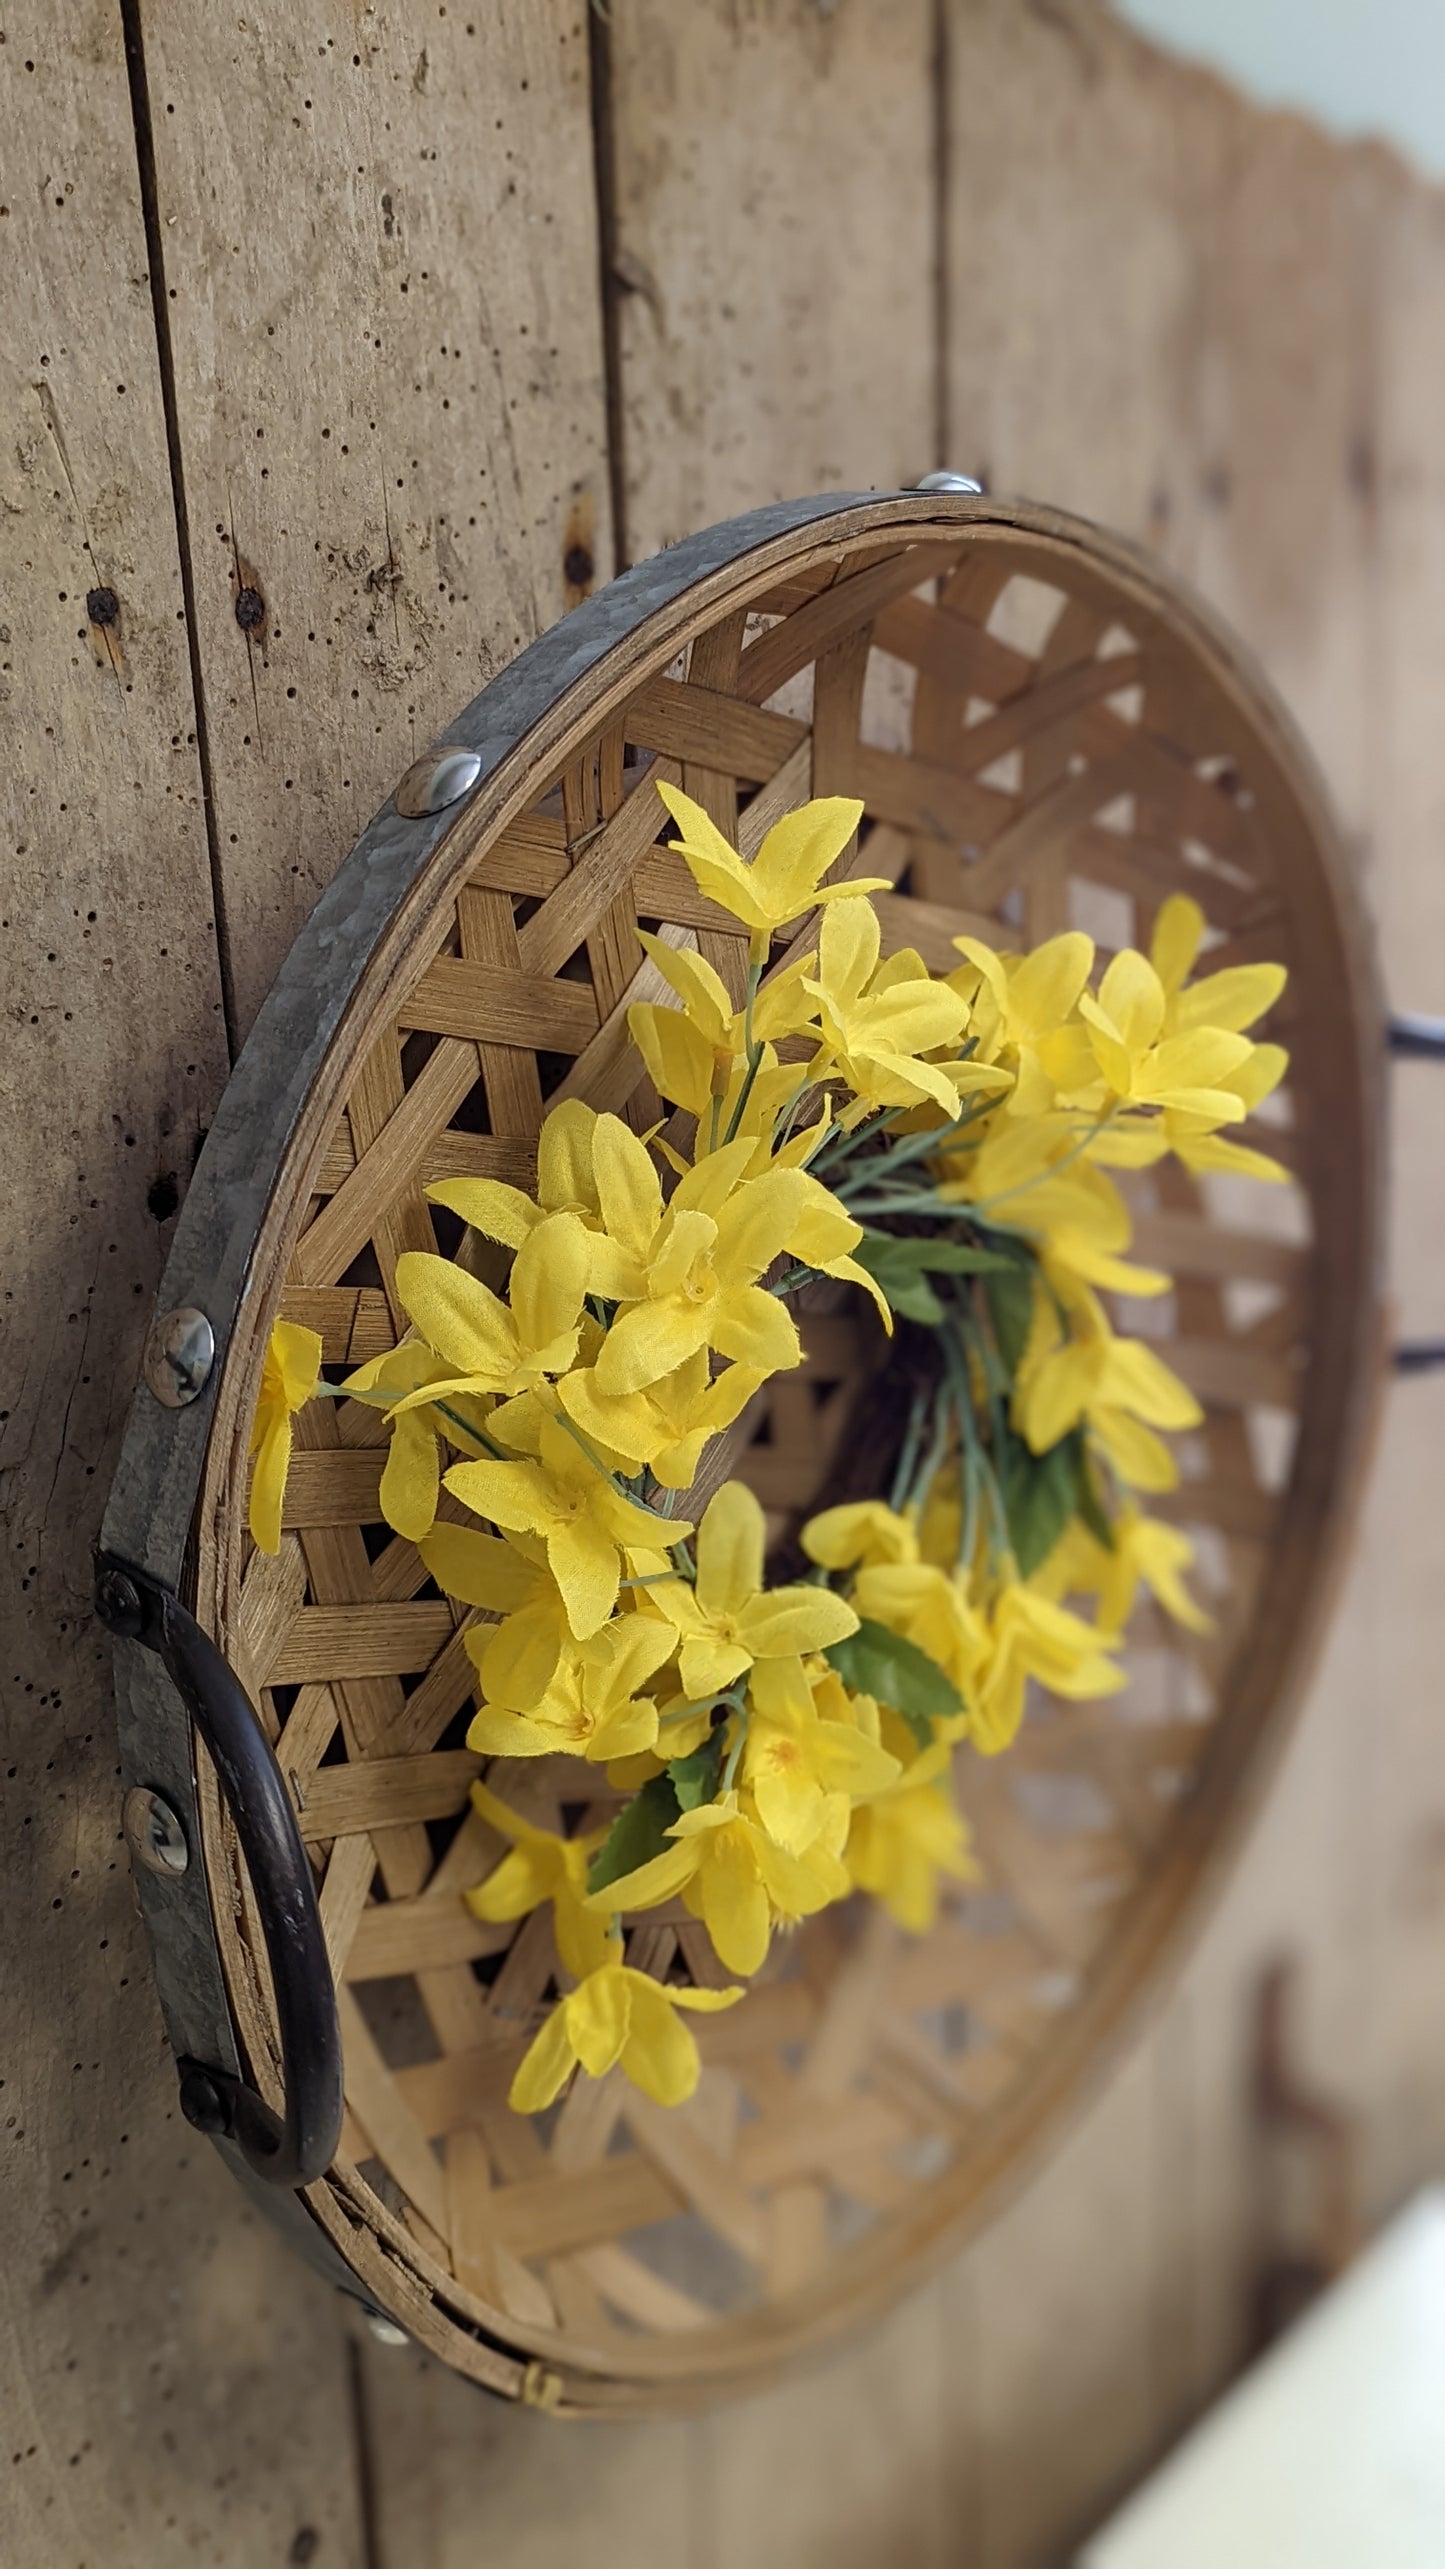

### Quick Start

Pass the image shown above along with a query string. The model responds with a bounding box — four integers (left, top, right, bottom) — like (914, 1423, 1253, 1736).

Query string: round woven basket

(104, 489, 1383, 2413)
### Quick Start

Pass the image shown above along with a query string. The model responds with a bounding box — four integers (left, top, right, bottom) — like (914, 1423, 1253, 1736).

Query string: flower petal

(696, 1480, 765, 1621)
(509, 2000, 579, 2112)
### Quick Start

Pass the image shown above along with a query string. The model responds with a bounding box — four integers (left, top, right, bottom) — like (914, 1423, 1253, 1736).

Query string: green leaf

(856, 1232, 1017, 1281)
(984, 1264, 1036, 1376)
(997, 1428, 1077, 1576)
(889, 1274, 947, 1325)
(586, 1773, 681, 1895)
(668, 1734, 723, 1812)
(1070, 1435, 1116, 1552)
(824, 1616, 962, 1746)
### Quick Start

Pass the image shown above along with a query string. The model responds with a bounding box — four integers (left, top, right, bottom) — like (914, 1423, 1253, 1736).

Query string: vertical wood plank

(0, 7, 362, 2562)
(938, 8, 1445, 2558)
(608, 0, 936, 557)
(142, 0, 613, 1035)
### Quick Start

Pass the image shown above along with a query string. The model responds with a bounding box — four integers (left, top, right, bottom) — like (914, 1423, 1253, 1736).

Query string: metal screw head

(123, 1785, 189, 1878)
(95, 1566, 144, 1637)
(912, 470, 985, 495)
(364, 2313, 410, 2347)
(178, 2063, 230, 2136)
(394, 745, 483, 819)
(142, 1306, 215, 1408)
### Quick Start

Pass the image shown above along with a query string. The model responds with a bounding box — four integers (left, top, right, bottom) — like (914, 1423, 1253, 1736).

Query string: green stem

(966, 1108, 1118, 1218)
(720, 1703, 750, 1793)
(432, 1400, 507, 1459)
(766, 1262, 823, 1300)
(889, 1387, 929, 1513)
(719, 960, 767, 1148)
(551, 1405, 644, 1504)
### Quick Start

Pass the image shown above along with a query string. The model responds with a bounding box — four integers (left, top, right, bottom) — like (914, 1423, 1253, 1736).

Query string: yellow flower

(1015, 1292, 1202, 1488)
(973, 1584, 1124, 1754)
(741, 1667, 901, 1854)
(1090, 1508, 1212, 1637)
(338, 1341, 496, 1542)
(465, 1781, 615, 1979)
(248, 1319, 323, 1553)
(846, 1741, 976, 1932)
(445, 1415, 685, 1640)
(420, 1520, 572, 1709)
(804, 897, 984, 1124)
(852, 1560, 991, 1702)
(657, 782, 887, 964)
(1077, 950, 1253, 1122)
(467, 1611, 677, 1762)
(651, 1479, 858, 1704)
(509, 1963, 742, 2112)
(385, 1213, 591, 1409)
(1152, 891, 1288, 1041)
(589, 1789, 851, 1975)
(557, 1348, 766, 1489)
(802, 1500, 920, 1571)
(951, 930, 1095, 1115)
(588, 1120, 814, 1394)
(425, 1096, 606, 1258)
(782, 1169, 895, 1331)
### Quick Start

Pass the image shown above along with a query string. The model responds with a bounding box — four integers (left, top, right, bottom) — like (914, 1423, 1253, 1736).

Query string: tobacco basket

(100, 489, 1383, 2413)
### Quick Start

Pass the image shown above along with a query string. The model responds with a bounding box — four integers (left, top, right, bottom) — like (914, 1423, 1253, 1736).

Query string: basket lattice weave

(192, 496, 1378, 2410)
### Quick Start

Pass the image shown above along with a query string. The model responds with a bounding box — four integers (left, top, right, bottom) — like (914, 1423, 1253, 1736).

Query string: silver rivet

(912, 470, 985, 494)
(142, 1306, 215, 1409)
(365, 2313, 410, 2347)
(123, 1786, 189, 1878)
(394, 745, 482, 819)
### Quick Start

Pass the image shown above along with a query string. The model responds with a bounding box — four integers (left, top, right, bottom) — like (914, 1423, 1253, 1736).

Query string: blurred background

(4, 1, 1445, 2561)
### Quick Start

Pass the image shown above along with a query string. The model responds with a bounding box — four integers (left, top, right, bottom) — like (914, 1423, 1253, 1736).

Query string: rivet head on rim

(142, 1306, 215, 1409)
(911, 470, 985, 495)
(123, 1786, 189, 1878)
(394, 745, 483, 819)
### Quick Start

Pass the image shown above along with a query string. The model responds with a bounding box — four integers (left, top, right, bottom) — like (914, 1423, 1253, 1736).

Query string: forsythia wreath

(249, 784, 1288, 2115)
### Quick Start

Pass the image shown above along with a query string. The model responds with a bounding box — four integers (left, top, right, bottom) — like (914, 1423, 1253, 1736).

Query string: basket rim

(102, 486, 1388, 2409)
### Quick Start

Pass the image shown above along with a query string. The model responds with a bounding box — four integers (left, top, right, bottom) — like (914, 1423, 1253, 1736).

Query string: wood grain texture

(141, 0, 612, 1035)
(0, 8, 362, 2564)
(933, 3, 1445, 2554)
(606, 0, 936, 556)
(9, 0, 1445, 2558)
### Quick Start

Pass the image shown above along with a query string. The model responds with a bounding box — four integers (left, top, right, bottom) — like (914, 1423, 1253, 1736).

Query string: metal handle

(95, 1556, 344, 2187)
(1388, 1015, 1445, 1375)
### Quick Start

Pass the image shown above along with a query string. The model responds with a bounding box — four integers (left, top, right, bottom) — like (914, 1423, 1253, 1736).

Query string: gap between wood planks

(118, 0, 238, 1062)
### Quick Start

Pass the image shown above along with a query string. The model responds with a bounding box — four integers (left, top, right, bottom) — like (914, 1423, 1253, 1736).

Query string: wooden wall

(5, 3, 1445, 2561)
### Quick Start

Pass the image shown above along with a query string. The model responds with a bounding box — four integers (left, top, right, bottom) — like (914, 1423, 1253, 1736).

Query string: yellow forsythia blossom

(247, 1319, 322, 1553)
(243, 783, 1289, 2114)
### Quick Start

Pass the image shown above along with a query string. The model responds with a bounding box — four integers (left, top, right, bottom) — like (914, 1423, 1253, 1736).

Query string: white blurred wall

(1114, 0, 1445, 177)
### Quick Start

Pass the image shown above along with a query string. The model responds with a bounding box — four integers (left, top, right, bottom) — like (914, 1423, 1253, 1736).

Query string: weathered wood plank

(142, 0, 612, 1036)
(607, 0, 936, 556)
(0, 8, 362, 2563)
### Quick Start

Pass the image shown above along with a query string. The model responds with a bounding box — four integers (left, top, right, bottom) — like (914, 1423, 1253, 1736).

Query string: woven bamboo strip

(191, 502, 1378, 2414)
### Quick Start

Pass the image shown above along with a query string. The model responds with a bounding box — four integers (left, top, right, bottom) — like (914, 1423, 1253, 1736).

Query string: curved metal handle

(96, 1556, 344, 2187)
(1388, 1016, 1445, 1376)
